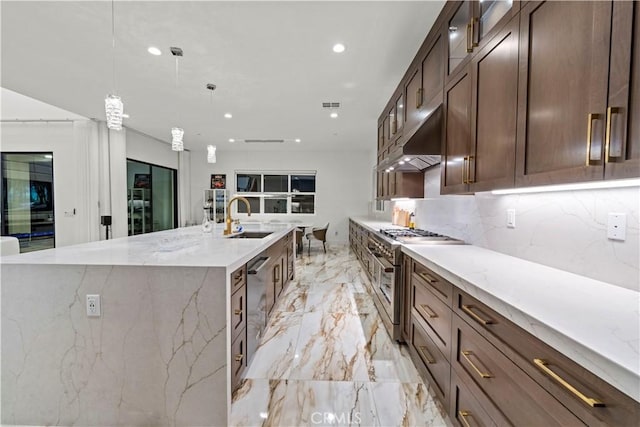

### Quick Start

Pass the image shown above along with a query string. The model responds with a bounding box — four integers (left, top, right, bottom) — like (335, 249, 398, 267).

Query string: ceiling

(1, 1, 445, 152)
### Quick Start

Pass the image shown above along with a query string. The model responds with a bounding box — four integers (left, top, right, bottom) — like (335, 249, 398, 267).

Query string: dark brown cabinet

(442, 16, 519, 194)
(604, 1, 640, 179)
(401, 256, 412, 342)
(515, 0, 622, 186)
(230, 264, 247, 391)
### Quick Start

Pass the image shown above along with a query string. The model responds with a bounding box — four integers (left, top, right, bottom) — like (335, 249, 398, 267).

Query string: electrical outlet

(506, 209, 516, 228)
(607, 213, 626, 241)
(86, 295, 101, 317)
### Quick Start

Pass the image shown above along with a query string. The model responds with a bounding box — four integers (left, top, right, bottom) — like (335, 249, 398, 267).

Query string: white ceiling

(1, 0, 445, 152)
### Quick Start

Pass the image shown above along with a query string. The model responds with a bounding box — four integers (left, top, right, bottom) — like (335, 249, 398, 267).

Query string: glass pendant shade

(207, 145, 217, 163)
(171, 127, 184, 151)
(105, 94, 124, 130)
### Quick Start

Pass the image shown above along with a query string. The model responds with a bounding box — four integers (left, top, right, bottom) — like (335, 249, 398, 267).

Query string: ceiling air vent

(322, 102, 340, 108)
(244, 139, 285, 144)
(170, 47, 183, 57)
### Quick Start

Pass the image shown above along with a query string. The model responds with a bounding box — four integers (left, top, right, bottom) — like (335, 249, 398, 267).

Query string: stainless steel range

(366, 228, 463, 341)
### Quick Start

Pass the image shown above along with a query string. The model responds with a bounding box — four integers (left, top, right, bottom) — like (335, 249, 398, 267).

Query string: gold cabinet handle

(471, 17, 479, 48)
(458, 411, 473, 427)
(533, 358, 604, 408)
(234, 309, 243, 316)
(417, 345, 436, 364)
(416, 88, 424, 109)
(418, 304, 438, 319)
(605, 107, 621, 162)
(586, 113, 602, 166)
(461, 304, 494, 325)
(417, 271, 437, 284)
(462, 156, 468, 184)
(467, 155, 474, 184)
(235, 354, 244, 363)
(461, 350, 492, 379)
(466, 22, 473, 53)
(392, 119, 397, 134)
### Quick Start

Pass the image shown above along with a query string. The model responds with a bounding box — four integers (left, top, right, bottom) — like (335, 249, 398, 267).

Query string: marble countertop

(350, 217, 640, 402)
(0, 223, 296, 271)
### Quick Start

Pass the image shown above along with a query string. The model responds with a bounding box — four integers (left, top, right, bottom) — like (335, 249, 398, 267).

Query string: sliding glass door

(127, 159, 177, 235)
(1, 153, 55, 252)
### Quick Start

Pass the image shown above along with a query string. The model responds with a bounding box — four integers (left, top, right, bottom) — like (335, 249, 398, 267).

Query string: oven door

(368, 249, 400, 339)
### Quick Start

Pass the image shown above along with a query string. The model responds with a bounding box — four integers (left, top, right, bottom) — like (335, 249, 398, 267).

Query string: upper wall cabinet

(446, 0, 518, 82)
(605, 1, 640, 179)
(442, 15, 519, 194)
(515, 0, 638, 186)
(405, 33, 445, 143)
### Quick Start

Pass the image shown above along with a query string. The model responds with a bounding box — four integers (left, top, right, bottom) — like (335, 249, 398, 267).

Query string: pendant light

(206, 83, 217, 163)
(171, 47, 184, 151)
(105, 0, 124, 130)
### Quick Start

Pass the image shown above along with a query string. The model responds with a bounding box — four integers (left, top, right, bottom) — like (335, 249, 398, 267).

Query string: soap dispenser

(409, 212, 415, 230)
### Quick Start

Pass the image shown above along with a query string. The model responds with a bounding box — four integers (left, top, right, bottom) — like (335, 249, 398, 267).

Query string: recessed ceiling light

(295, 138, 301, 143)
(332, 43, 346, 53)
(44, 154, 53, 159)
(147, 46, 162, 56)
(330, 112, 338, 118)
(228, 138, 235, 143)
(224, 113, 232, 119)
(389, 166, 395, 170)
(122, 113, 130, 118)
(399, 161, 405, 165)
(404, 157, 411, 162)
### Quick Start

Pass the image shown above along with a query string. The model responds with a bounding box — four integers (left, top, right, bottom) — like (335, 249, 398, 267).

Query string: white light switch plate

(506, 209, 516, 228)
(607, 213, 626, 241)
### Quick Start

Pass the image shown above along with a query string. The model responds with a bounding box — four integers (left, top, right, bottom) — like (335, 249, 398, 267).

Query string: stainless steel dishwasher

(246, 253, 270, 366)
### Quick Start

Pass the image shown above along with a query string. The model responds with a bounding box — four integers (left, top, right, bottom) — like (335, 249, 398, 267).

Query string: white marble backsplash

(410, 168, 640, 291)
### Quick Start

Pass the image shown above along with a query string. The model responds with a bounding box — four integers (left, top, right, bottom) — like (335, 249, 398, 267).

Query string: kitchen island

(1, 223, 296, 426)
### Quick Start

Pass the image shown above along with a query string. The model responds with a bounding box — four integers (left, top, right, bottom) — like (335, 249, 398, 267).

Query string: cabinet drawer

(231, 328, 246, 392)
(454, 290, 640, 426)
(230, 285, 246, 343)
(231, 264, 246, 294)
(411, 316, 451, 407)
(412, 279, 452, 357)
(412, 261, 453, 304)
(453, 315, 584, 426)
(450, 370, 507, 427)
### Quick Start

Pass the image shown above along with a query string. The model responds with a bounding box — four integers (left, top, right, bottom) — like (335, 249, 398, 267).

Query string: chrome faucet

(225, 196, 251, 235)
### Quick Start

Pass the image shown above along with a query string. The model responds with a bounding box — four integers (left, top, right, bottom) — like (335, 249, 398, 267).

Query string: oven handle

(367, 248, 395, 272)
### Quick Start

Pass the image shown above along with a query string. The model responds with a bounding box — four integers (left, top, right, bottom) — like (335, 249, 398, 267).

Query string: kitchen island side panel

(1, 263, 227, 426)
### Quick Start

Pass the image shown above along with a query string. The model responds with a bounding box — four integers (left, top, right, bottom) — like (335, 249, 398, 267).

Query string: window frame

(234, 170, 316, 215)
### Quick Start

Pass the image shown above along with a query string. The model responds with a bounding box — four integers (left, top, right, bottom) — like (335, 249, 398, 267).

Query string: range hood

(377, 104, 442, 172)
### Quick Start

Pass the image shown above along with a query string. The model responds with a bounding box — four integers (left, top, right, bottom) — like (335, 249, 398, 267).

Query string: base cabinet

(402, 254, 640, 427)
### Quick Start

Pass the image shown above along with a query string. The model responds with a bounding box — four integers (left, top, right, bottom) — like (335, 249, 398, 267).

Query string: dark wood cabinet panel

(453, 315, 585, 426)
(230, 285, 246, 343)
(410, 316, 451, 410)
(442, 68, 471, 194)
(605, 0, 640, 179)
(412, 281, 453, 358)
(515, 1, 613, 186)
(450, 370, 508, 427)
(231, 331, 246, 391)
(231, 264, 246, 295)
(412, 260, 453, 305)
(401, 256, 412, 342)
(422, 33, 445, 106)
(469, 16, 519, 192)
(447, 1, 472, 79)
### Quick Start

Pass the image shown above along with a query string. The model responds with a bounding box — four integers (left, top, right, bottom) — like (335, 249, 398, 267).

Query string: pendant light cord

(111, 0, 116, 93)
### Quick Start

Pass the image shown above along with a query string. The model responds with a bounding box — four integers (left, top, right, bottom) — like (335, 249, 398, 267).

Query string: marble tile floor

(230, 245, 452, 427)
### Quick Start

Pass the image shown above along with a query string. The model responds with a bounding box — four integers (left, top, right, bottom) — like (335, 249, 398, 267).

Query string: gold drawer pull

(417, 345, 436, 364)
(234, 309, 243, 316)
(458, 411, 473, 427)
(418, 304, 438, 319)
(462, 304, 494, 325)
(461, 350, 492, 379)
(605, 107, 621, 162)
(416, 87, 424, 109)
(235, 354, 244, 363)
(418, 272, 437, 284)
(533, 358, 604, 408)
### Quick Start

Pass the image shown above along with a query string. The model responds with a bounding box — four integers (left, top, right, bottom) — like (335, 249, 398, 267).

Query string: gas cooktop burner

(380, 229, 445, 238)
(379, 228, 464, 244)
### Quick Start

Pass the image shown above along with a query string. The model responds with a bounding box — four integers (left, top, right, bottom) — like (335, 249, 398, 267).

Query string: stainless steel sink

(227, 231, 273, 239)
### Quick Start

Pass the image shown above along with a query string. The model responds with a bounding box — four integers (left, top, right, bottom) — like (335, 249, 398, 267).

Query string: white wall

(189, 148, 372, 242)
(401, 168, 640, 291)
(125, 128, 178, 170)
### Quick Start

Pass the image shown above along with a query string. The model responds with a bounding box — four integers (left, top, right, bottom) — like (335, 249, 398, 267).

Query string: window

(235, 171, 316, 214)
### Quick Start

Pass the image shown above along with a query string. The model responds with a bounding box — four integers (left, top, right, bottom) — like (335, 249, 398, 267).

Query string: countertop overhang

(350, 216, 640, 403)
(0, 223, 297, 272)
